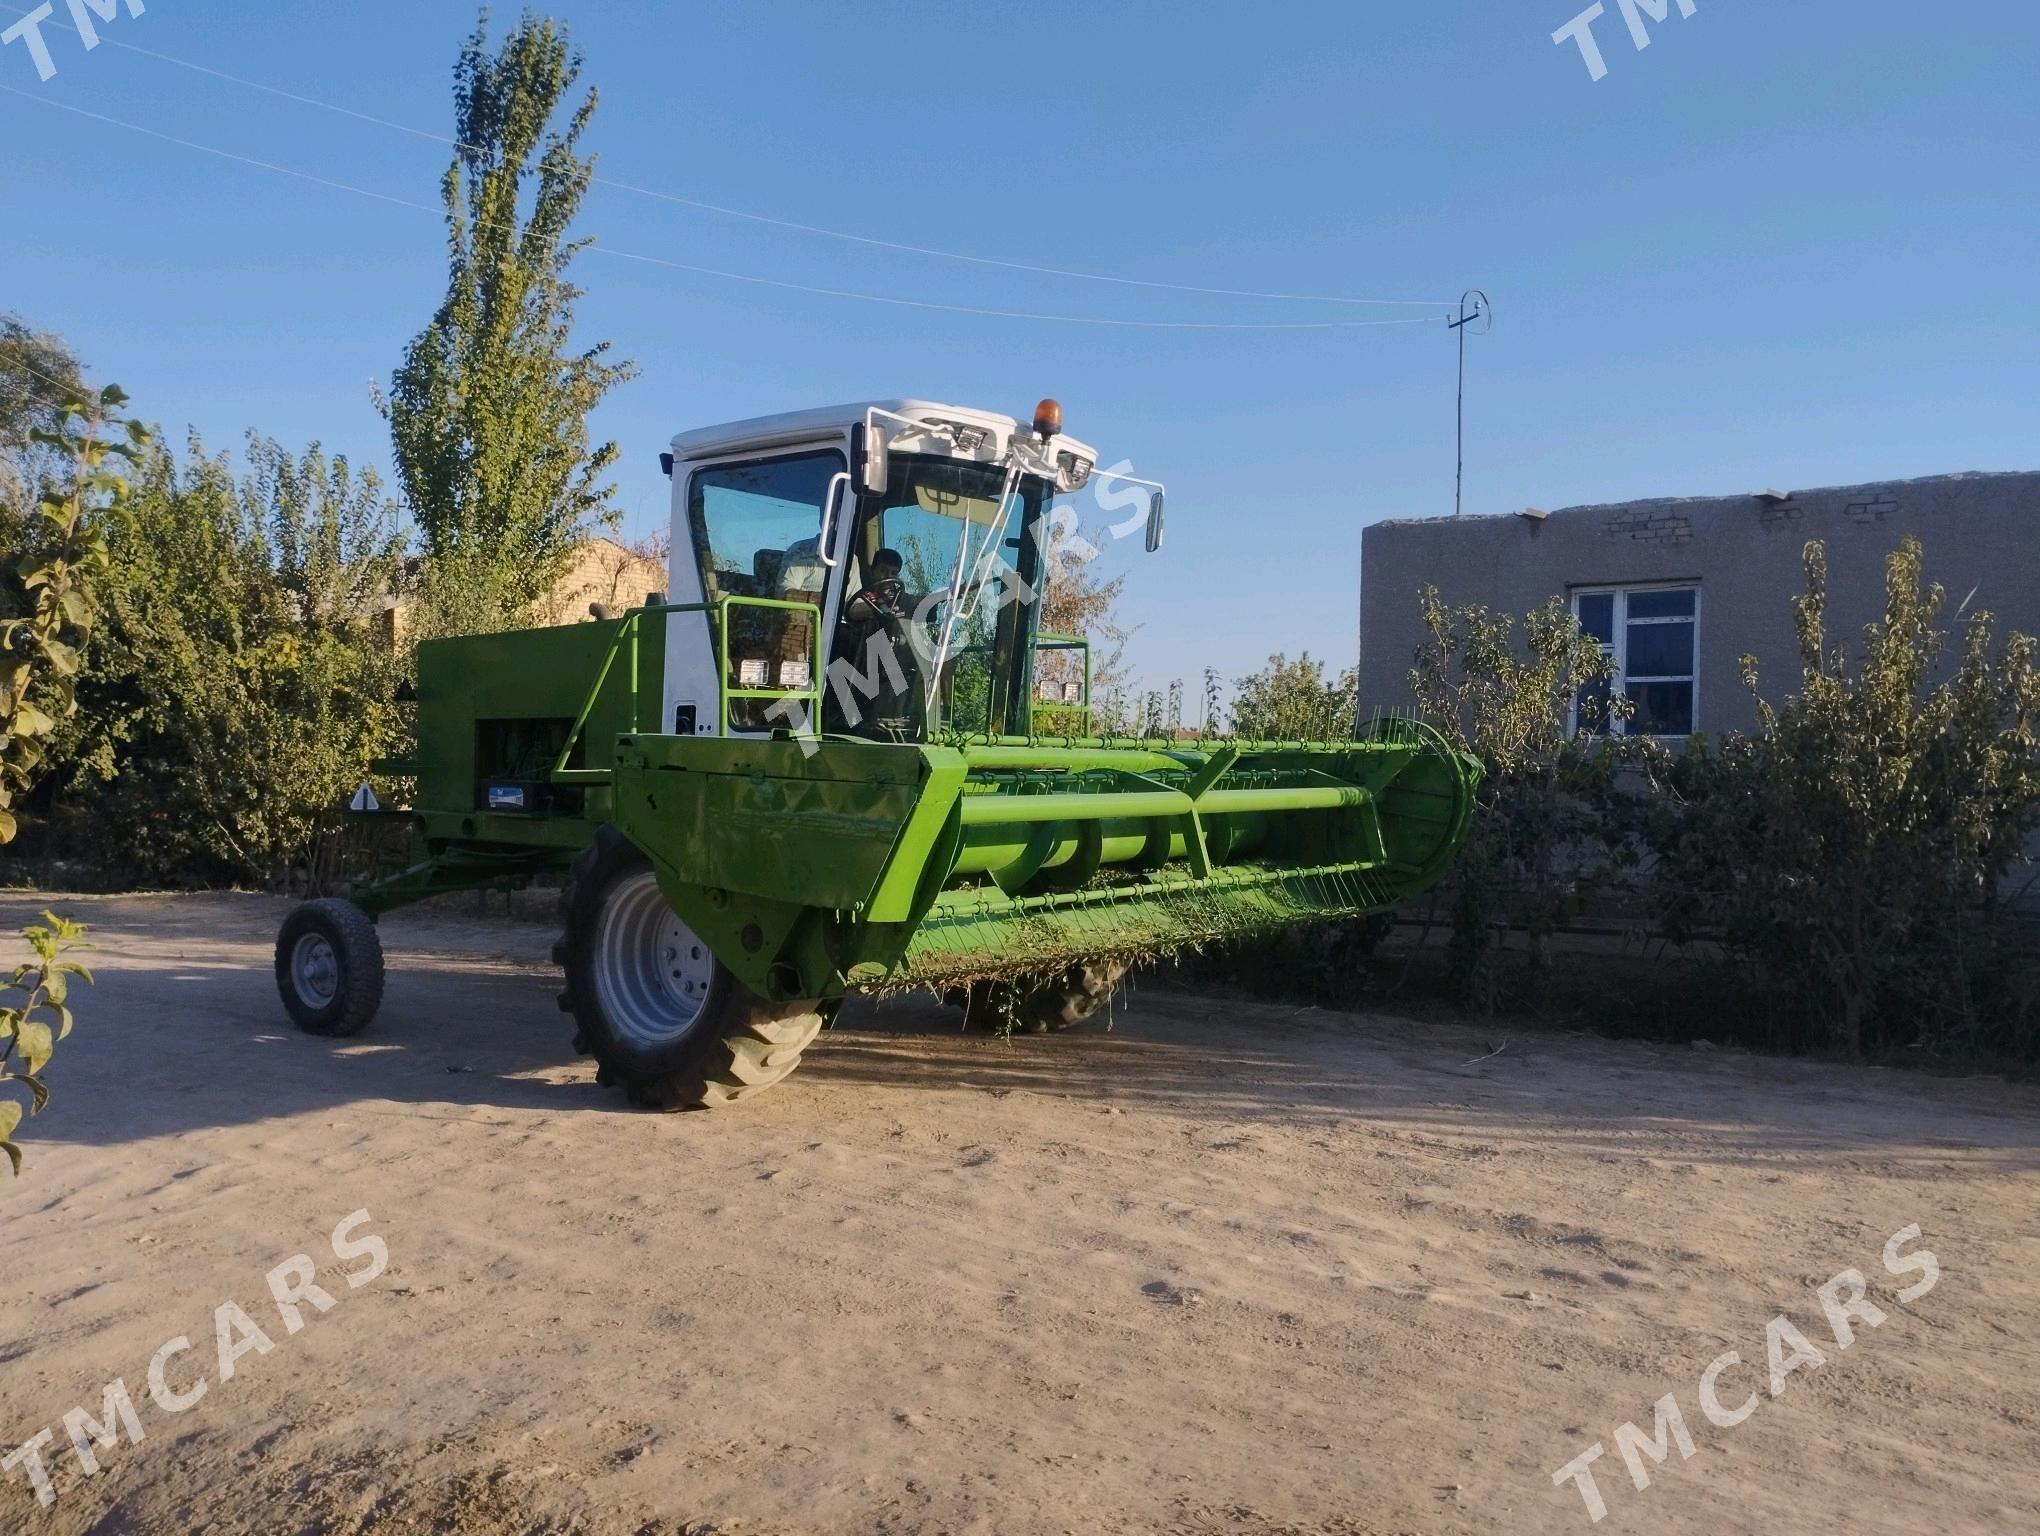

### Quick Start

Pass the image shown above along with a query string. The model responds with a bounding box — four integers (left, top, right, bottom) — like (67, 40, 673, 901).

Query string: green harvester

(274, 399, 1480, 1106)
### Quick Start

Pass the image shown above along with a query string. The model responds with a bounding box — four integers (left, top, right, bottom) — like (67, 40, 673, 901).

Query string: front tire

(556, 827, 824, 1109)
(276, 898, 385, 1037)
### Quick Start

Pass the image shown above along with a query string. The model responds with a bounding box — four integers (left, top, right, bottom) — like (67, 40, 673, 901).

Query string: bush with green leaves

(2, 385, 141, 836)
(0, 383, 138, 1173)
(1410, 588, 1641, 1011)
(1, 315, 86, 516)
(1230, 652, 1359, 741)
(0, 912, 90, 1174)
(56, 433, 407, 888)
(1651, 537, 2039, 1060)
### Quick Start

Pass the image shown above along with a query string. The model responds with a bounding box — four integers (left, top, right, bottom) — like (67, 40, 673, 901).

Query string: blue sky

(2, 1, 2034, 704)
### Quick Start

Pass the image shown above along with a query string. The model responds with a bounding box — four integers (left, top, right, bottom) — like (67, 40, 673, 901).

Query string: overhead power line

(0, 84, 1447, 333)
(0, 354, 93, 402)
(0, 2, 1448, 311)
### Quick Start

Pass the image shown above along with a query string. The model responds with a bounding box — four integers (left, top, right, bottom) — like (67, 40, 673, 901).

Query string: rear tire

(557, 827, 823, 1109)
(276, 898, 385, 1037)
(959, 959, 1130, 1035)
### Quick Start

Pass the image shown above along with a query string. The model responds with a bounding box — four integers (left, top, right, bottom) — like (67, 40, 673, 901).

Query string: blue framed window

(1571, 585, 1699, 736)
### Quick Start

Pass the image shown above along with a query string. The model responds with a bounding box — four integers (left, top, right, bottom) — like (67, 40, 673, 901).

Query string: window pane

(1625, 681, 1693, 735)
(688, 450, 843, 603)
(1626, 619, 1694, 678)
(1575, 592, 1615, 643)
(1574, 677, 1613, 735)
(1626, 588, 1696, 620)
(829, 456, 1043, 739)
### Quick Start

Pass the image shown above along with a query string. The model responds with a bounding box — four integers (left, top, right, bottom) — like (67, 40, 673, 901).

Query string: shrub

(1231, 652, 1359, 741)
(0, 384, 139, 1173)
(0, 913, 90, 1175)
(1410, 590, 1643, 1011)
(1652, 537, 2039, 1060)
(55, 434, 405, 887)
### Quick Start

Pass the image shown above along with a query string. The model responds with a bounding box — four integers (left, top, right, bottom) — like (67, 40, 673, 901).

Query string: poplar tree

(384, 10, 635, 631)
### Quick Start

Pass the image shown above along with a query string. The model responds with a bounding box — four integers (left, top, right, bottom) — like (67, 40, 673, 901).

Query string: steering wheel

(844, 577, 927, 738)
(858, 577, 906, 615)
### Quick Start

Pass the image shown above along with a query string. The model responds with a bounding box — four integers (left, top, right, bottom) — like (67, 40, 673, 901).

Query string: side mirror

(1145, 489, 1165, 553)
(858, 422, 889, 495)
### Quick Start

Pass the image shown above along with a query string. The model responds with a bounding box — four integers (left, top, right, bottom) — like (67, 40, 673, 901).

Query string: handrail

(1030, 631, 1093, 736)
(548, 595, 824, 785)
(818, 470, 849, 569)
(715, 594, 825, 734)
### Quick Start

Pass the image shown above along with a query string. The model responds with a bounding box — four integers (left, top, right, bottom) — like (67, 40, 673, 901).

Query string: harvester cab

(272, 398, 1479, 1112)
(661, 398, 1159, 746)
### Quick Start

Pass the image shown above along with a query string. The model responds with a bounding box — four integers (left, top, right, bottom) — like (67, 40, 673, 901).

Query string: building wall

(383, 536, 668, 644)
(533, 536, 668, 626)
(1358, 471, 2040, 735)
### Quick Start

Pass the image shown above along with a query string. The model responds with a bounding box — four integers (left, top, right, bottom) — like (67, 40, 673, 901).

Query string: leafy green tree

(63, 435, 405, 886)
(1, 913, 90, 1175)
(1039, 523, 1130, 721)
(1409, 591, 1635, 1010)
(1654, 538, 2039, 1058)
(0, 383, 140, 1174)
(1, 316, 86, 517)
(3, 386, 141, 842)
(382, 9, 636, 634)
(1230, 652, 1359, 741)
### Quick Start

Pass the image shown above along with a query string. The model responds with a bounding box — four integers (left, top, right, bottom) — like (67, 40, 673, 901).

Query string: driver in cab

(847, 547, 909, 622)
(834, 547, 933, 721)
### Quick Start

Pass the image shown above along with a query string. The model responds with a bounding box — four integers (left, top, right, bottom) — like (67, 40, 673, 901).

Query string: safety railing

(1030, 631, 1092, 737)
(549, 595, 823, 786)
(716, 594, 825, 727)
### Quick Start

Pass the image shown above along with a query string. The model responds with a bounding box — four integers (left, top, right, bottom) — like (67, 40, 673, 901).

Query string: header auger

(273, 399, 1480, 1108)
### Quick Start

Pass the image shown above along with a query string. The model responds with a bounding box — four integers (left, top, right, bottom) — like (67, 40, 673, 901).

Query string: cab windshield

(826, 454, 1048, 741)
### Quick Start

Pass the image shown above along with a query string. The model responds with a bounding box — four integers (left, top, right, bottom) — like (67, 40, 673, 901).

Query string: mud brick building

(1358, 471, 2040, 736)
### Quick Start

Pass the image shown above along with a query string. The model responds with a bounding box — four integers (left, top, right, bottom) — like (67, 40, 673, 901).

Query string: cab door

(661, 440, 852, 738)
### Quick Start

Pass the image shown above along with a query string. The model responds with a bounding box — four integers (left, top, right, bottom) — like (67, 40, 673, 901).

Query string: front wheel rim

(291, 932, 339, 1006)
(592, 871, 716, 1051)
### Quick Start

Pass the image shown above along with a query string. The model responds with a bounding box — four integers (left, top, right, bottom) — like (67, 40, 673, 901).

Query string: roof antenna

(1448, 289, 1493, 518)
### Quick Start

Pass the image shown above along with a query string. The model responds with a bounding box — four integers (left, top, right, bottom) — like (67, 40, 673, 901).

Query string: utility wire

(0, 2, 1447, 310)
(0, 85, 1446, 332)
(0, 356, 90, 400)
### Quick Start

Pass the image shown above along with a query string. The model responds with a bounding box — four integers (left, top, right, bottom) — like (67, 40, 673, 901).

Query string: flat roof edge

(1369, 468, 2040, 531)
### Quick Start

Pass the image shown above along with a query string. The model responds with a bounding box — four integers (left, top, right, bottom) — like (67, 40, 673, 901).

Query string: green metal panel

(412, 613, 670, 825)
(595, 723, 1479, 1002)
(358, 599, 1482, 1009)
(611, 734, 928, 912)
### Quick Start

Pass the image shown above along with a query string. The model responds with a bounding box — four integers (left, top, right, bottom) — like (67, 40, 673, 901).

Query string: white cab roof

(668, 399, 1096, 465)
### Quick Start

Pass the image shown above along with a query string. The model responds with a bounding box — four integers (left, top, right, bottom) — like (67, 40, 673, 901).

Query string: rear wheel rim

(593, 871, 716, 1050)
(291, 932, 339, 1007)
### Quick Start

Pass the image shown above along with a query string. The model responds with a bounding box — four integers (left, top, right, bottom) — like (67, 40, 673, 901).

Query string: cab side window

(687, 450, 844, 604)
(686, 449, 842, 731)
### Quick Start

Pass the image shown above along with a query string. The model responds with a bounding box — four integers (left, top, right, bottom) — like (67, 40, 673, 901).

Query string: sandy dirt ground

(1, 892, 2036, 1536)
